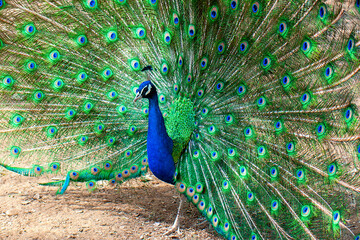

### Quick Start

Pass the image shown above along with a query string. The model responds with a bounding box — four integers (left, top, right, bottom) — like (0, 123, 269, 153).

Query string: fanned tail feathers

(0, 0, 359, 239)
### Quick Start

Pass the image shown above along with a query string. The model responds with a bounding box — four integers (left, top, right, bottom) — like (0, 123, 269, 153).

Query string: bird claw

(163, 224, 181, 236)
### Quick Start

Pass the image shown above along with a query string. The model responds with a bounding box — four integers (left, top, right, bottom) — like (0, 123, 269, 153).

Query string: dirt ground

(0, 170, 222, 240)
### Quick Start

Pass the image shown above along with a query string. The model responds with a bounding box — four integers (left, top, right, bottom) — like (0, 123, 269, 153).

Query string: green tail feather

(0, 0, 360, 239)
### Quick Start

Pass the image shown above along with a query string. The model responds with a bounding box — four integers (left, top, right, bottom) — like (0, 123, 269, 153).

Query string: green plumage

(0, 0, 360, 239)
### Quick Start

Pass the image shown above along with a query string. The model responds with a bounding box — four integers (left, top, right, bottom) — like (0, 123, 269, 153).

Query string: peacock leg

(163, 194, 184, 235)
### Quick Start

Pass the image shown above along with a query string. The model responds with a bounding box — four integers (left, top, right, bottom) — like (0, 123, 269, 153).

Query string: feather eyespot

(222, 180, 230, 191)
(270, 167, 278, 178)
(49, 50, 60, 61)
(301, 205, 311, 217)
(3, 76, 14, 87)
(91, 166, 99, 175)
(10, 146, 21, 156)
(225, 114, 234, 124)
(11, 114, 24, 126)
(34, 166, 43, 175)
(142, 107, 149, 116)
(130, 59, 140, 71)
(344, 107, 354, 123)
(261, 57, 271, 69)
(333, 211, 340, 224)
(50, 162, 60, 172)
(136, 27, 146, 39)
(95, 123, 105, 133)
(24, 23, 36, 35)
(186, 74, 192, 83)
(257, 146, 266, 156)
(319, 4, 327, 21)
(211, 151, 219, 161)
(197, 89, 204, 98)
(78, 135, 88, 145)
(117, 105, 127, 114)
(161, 62, 168, 75)
(104, 161, 112, 170)
(76, 35, 87, 46)
(222, 222, 230, 233)
(115, 172, 123, 181)
(327, 163, 337, 176)
(26, 60, 37, 71)
(33, 91, 45, 102)
(347, 38, 355, 53)
(186, 187, 195, 197)
(239, 166, 247, 177)
(231, 235, 237, 240)
(77, 71, 88, 83)
(122, 169, 130, 178)
(228, 148, 235, 157)
(208, 125, 216, 134)
(244, 126, 253, 137)
(209, 6, 218, 21)
(86, 0, 97, 8)
(296, 169, 305, 180)
(207, 206, 213, 218)
(300, 92, 311, 105)
(177, 55, 183, 68)
(86, 180, 97, 191)
(142, 157, 148, 166)
(130, 164, 139, 174)
(193, 150, 200, 158)
(107, 137, 115, 146)
(128, 125, 137, 135)
(286, 142, 295, 153)
(125, 150, 132, 158)
(47, 126, 58, 137)
(323, 65, 334, 81)
(198, 200, 206, 211)
(271, 200, 279, 211)
(200, 57, 208, 70)
(247, 192, 254, 201)
(239, 41, 249, 53)
(316, 123, 326, 137)
(215, 81, 224, 91)
(278, 22, 288, 36)
(192, 194, 200, 204)
(217, 41, 226, 54)
(196, 183, 203, 193)
(301, 40, 312, 54)
(251, 233, 258, 240)
(102, 68, 113, 79)
(188, 25, 195, 38)
(230, 0, 237, 10)
(237, 84, 246, 96)
(106, 31, 117, 42)
(163, 31, 171, 44)
(176, 182, 186, 193)
(212, 215, 219, 227)
(252, 2, 260, 14)
(159, 94, 166, 103)
(70, 171, 79, 180)
(83, 101, 94, 113)
(173, 13, 179, 26)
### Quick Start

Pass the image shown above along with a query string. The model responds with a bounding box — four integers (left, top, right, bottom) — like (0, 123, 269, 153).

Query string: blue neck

(146, 92, 175, 184)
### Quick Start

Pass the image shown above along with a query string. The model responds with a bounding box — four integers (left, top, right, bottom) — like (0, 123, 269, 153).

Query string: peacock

(0, 0, 360, 239)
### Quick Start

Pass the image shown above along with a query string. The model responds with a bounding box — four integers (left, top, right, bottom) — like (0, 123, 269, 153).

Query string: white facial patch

(144, 84, 152, 96)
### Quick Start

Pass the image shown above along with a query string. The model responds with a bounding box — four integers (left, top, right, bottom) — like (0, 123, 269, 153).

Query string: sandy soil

(0, 170, 222, 240)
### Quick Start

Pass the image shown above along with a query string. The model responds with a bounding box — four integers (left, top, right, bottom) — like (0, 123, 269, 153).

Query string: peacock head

(134, 81, 157, 102)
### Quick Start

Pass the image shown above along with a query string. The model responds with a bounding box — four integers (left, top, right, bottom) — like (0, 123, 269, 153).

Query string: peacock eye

(230, 0, 237, 9)
(252, 2, 260, 13)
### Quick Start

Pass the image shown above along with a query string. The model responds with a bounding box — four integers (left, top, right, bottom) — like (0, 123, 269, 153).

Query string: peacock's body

(0, 0, 360, 239)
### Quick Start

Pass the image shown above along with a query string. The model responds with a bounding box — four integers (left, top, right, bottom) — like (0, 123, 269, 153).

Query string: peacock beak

(133, 92, 142, 103)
